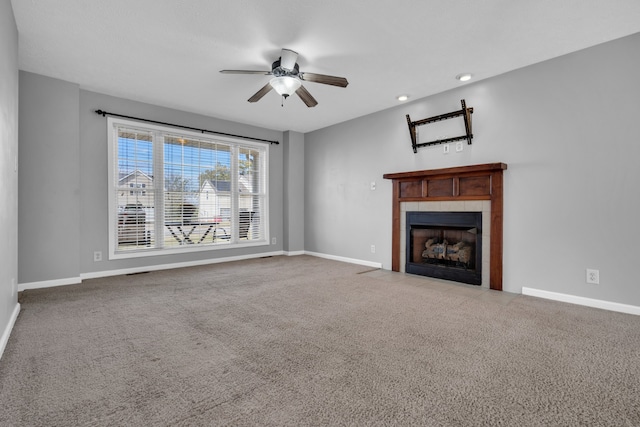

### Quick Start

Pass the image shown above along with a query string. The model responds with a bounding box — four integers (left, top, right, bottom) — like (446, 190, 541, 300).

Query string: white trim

(305, 251, 383, 269)
(17, 252, 285, 289)
(285, 250, 305, 256)
(0, 302, 21, 360)
(522, 287, 640, 316)
(18, 276, 82, 292)
(108, 240, 270, 260)
(18, 251, 382, 293)
(81, 250, 286, 280)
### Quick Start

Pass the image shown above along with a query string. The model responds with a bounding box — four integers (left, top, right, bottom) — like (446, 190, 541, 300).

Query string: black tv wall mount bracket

(406, 99, 473, 153)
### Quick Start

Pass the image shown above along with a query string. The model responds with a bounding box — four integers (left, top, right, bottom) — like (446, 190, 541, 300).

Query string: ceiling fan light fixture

(270, 76, 301, 97)
(222, 48, 347, 107)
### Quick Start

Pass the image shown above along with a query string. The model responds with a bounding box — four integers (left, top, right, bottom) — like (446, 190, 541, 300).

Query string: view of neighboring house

(118, 170, 154, 210)
(116, 172, 255, 226)
(198, 178, 251, 221)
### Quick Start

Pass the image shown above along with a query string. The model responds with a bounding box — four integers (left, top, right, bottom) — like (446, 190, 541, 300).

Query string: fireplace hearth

(406, 211, 482, 285)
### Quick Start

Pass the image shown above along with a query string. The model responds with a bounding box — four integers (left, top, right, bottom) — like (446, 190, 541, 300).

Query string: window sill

(109, 239, 270, 260)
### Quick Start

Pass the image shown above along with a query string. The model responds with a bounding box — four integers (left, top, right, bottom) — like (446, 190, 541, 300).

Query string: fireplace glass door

(406, 212, 482, 285)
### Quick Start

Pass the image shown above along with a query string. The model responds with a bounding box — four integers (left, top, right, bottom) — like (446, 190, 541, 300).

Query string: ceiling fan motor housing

(271, 59, 300, 78)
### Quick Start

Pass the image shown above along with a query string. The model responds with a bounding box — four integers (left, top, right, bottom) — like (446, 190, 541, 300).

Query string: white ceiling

(11, 0, 640, 133)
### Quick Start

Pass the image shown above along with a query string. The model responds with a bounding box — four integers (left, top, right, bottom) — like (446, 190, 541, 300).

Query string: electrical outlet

(456, 141, 464, 152)
(586, 269, 599, 284)
(370, 245, 376, 253)
(271, 237, 276, 245)
(443, 144, 450, 154)
(93, 251, 102, 262)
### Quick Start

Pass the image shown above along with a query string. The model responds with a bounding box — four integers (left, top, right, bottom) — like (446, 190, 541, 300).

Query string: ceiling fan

(220, 48, 348, 107)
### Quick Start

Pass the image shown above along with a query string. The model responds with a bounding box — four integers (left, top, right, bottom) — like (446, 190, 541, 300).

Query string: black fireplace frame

(406, 211, 482, 285)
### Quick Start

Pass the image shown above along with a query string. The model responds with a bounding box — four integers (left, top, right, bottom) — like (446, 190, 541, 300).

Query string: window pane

(238, 147, 261, 193)
(239, 195, 264, 241)
(116, 128, 154, 251)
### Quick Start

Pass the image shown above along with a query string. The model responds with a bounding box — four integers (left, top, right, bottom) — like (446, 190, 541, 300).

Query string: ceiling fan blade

(248, 83, 274, 103)
(300, 72, 348, 88)
(295, 85, 318, 107)
(220, 70, 272, 75)
(280, 49, 298, 71)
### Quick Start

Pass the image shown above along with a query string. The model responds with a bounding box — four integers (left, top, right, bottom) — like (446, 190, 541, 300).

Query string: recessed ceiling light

(456, 73, 473, 82)
(397, 95, 409, 102)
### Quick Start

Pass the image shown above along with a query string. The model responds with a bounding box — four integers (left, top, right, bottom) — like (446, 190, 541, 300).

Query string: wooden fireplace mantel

(383, 163, 507, 290)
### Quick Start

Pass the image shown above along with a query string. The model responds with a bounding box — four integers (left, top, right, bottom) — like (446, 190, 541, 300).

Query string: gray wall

(305, 32, 640, 307)
(14, 29, 640, 308)
(19, 72, 80, 284)
(283, 131, 305, 252)
(0, 0, 19, 345)
(18, 78, 284, 283)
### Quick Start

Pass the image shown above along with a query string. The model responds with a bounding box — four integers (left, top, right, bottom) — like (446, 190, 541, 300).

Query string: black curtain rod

(94, 109, 279, 145)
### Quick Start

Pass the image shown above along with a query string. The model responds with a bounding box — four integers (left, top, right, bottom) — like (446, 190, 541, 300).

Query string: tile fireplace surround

(383, 163, 507, 291)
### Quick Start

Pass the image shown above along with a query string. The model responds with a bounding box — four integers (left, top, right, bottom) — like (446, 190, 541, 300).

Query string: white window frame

(107, 117, 269, 260)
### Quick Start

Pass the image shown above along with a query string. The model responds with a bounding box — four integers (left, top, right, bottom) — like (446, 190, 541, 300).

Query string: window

(108, 118, 269, 259)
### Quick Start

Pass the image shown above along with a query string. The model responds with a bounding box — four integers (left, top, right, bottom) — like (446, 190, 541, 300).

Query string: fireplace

(406, 211, 482, 285)
(383, 163, 507, 290)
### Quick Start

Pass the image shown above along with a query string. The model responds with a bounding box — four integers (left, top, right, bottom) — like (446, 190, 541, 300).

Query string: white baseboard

(17, 251, 286, 290)
(522, 287, 640, 316)
(285, 250, 305, 256)
(19, 276, 81, 292)
(16, 250, 382, 292)
(305, 251, 383, 269)
(0, 302, 20, 361)
(80, 250, 286, 280)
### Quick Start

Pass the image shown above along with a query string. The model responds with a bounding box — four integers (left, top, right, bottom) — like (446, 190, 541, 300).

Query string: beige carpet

(1, 255, 639, 426)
